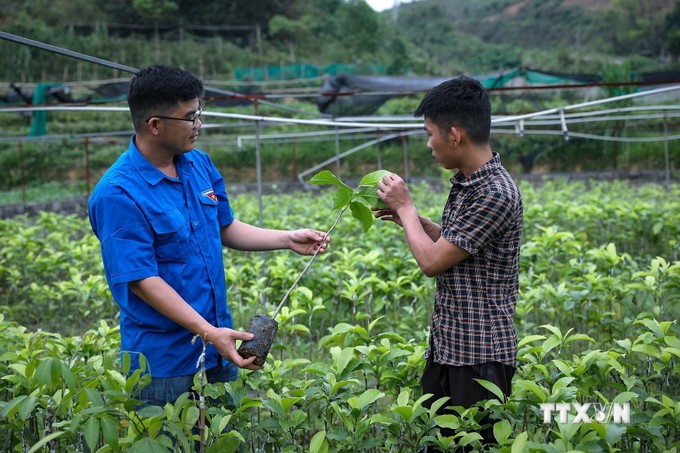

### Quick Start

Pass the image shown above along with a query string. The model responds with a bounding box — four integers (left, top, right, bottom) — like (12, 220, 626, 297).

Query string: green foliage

(1, 0, 678, 84)
(309, 169, 392, 232)
(1, 180, 679, 451)
(132, 0, 179, 24)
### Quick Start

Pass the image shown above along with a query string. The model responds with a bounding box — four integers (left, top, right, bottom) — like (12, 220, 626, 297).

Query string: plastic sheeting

(316, 67, 680, 116)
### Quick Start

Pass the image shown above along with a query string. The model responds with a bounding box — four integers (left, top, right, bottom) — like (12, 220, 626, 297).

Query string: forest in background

(1, 0, 679, 82)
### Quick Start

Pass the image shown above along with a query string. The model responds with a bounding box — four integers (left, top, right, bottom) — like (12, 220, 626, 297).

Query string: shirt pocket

(149, 209, 189, 263)
(198, 195, 220, 236)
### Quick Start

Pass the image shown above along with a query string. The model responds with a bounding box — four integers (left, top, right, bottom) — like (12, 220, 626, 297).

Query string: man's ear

(146, 118, 161, 136)
(449, 125, 463, 147)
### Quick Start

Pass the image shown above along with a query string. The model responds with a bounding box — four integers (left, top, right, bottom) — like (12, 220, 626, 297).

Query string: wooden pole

(84, 137, 91, 195)
(19, 140, 26, 206)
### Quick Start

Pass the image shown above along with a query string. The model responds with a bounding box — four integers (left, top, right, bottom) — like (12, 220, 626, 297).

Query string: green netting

(233, 62, 387, 81)
(479, 68, 523, 88)
(525, 70, 587, 85)
(29, 83, 59, 137)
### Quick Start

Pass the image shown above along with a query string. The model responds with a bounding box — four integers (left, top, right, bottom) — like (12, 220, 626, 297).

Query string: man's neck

(135, 135, 178, 178)
(458, 146, 493, 178)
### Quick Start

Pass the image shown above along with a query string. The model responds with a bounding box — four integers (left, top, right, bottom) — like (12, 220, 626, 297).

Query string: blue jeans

(137, 361, 238, 408)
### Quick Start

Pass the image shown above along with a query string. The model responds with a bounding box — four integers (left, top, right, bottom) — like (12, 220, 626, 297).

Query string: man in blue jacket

(89, 64, 328, 407)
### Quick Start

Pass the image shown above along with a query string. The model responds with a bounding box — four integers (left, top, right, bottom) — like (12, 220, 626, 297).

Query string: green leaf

(349, 201, 374, 232)
(541, 335, 561, 355)
(511, 431, 528, 453)
(137, 405, 166, 418)
(393, 406, 414, 421)
(17, 395, 37, 420)
(101, 416, 119, 449)
(184, 405, 200, 427)
(638, 318, 664, 337)
(540, 324, 563, 340)
(309, 170, 350, 190)
(84, 416, 100, 452)
(474, 378, 506, 402)
(358, 170, 392, 187)
(331, 347, 355, 375)
(128, 438, 171, 453)
(459, 432, 483, 446)
(427, 396, 450, 416)
(27, 431, 65, 453)
(60, 361, 77, 391)
(515, 379, 548, 402)
(434, 414, 460, 429)
(331, 379, 360, 395)
(355, 186, 385, 209)
(564, 333, 595, 344)
(396, 389, 410, 407)
(632, 343, 659, 358)
(332, 186, 353, 210)
(612, 392, 638, 404)
(310, 430, 328, 453)
(518, 335, 546, 348)
(606, 423, 628, 445)
(35, 357, 61, 389)
(84, 388, 105, 407)
(370, 414, 393, 424)
(1, 395, 27, 419)
(205, 436, 240, 453)
(348, 389, 384, 411)
(493, 420, 512, 443)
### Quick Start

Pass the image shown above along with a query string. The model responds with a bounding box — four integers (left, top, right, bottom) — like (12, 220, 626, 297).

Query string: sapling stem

(272, 204, 348, 318)
(193, 335, 208, 453)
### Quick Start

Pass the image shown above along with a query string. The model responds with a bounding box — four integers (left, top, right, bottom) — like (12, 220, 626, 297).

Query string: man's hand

(377, 173, 413, 211)
(206, 327, 263, 371)
(374, 173, 414, 227)
(288, 229, 330, 255)
(372, 206, 403, 227)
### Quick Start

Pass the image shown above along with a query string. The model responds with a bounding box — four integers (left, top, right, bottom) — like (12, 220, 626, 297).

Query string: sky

(364, 0, 414, 12)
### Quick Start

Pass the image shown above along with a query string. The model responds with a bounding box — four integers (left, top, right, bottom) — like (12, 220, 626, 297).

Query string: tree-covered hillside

(0, 0, 679, 82)
(395, 0, 680, 74)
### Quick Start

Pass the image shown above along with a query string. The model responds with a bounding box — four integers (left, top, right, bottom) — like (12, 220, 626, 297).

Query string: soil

(237, 314, 279, 366)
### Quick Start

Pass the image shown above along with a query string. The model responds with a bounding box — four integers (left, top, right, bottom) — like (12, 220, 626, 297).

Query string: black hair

(127, 64, 204, 130)
(413, 75, 491, 145)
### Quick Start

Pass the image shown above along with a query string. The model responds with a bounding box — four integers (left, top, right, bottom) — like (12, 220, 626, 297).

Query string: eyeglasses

(145, 108, 202, 126)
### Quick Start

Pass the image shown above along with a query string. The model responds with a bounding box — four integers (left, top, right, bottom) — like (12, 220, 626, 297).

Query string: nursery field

(0, 179, 679, 452)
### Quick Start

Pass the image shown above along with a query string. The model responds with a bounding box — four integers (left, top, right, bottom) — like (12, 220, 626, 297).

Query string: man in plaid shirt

(376, 75, 523, 444)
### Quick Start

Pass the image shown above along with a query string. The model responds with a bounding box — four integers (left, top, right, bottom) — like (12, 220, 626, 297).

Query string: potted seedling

(237, 169, 390, 365)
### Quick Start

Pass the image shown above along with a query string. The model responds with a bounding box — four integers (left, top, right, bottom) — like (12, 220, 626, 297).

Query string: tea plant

(238, 169, 391, 364)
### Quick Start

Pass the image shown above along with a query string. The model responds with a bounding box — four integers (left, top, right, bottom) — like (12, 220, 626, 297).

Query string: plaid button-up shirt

(428, 153, 523, 367)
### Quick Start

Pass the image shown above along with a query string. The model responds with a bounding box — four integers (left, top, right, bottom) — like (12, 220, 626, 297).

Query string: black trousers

(421, 357, 515, 448)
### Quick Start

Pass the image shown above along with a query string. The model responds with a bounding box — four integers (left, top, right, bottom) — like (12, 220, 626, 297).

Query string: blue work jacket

(89, 137, 237, 378)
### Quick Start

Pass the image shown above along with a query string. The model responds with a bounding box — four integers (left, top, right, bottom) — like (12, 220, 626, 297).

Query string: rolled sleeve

(92, 190, 158, 285)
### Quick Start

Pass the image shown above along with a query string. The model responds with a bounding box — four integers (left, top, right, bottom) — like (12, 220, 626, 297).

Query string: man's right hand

(206, 327, 263, 371)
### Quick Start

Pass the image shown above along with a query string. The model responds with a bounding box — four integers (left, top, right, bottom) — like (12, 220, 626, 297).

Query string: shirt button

(193, 221, 199, 227)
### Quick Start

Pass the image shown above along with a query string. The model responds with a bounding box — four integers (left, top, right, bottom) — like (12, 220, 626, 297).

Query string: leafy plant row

(0, 180, 678, 451)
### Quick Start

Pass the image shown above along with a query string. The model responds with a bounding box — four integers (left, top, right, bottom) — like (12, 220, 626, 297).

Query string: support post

(335, 126, 341, 179)
(255, 100, 264, 227)
(19, 140, 26, 206)
(84, 137, 91, 195)
(663, 115, 670, 193)
(401, 135, 410, 182)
